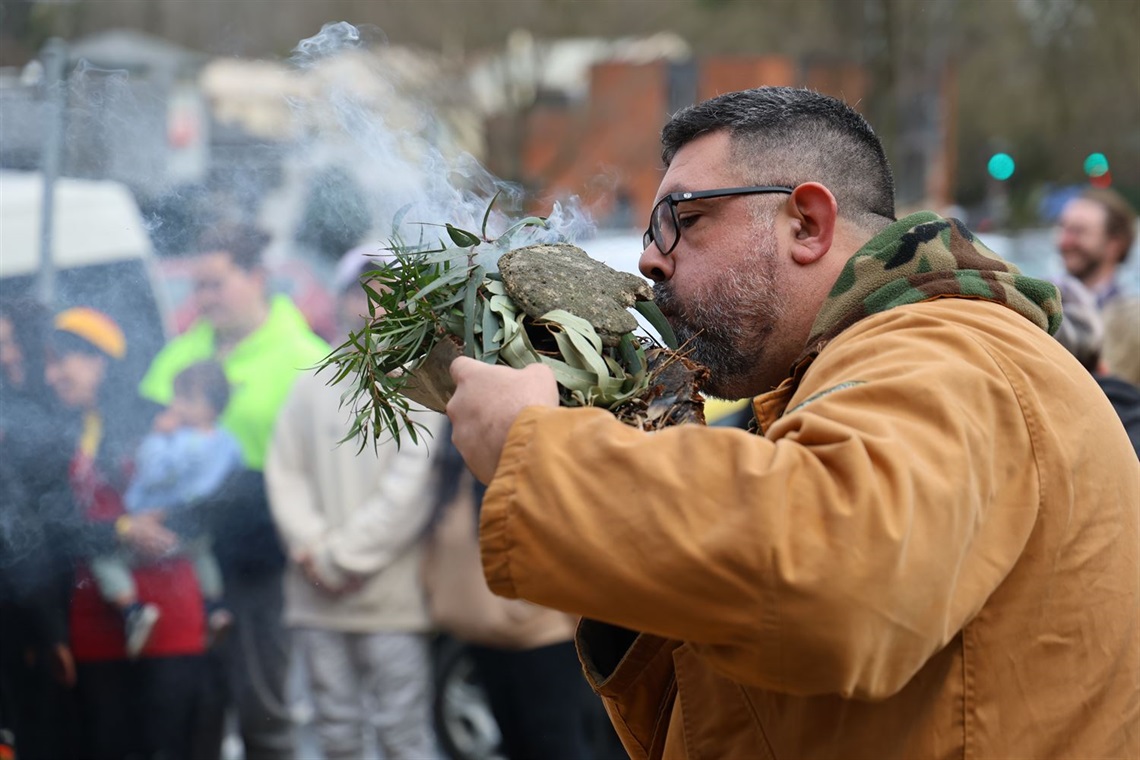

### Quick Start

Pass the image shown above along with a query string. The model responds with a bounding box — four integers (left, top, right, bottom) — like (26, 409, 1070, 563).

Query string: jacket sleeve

(123, 434, 178, 512)
(480, 307, 1042, 700)
(186, 433, 244, 502)
(315, 417, 444, 581)
(264, 378, 327, 558)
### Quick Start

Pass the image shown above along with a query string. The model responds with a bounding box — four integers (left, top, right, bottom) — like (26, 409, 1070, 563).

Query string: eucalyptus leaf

(462, 266, 484, 359)
(618, 333, 644, 376)
(411, 266, 471, 302)
(634, 300, 678, 349)
(481, 297, 502, 362)
(392, 203, 414, 236)
(446, 223, 481, 248)
(481, 190, 501, 240)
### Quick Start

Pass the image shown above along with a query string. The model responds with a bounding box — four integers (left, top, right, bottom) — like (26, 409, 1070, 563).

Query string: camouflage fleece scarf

(797, 212, 1062, 364)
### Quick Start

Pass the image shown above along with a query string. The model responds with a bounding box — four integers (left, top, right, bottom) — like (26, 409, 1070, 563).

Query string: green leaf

(410, 266, 470, 302)
(539, 310, 603, 353)
(634, 300, 678, 349)
(481, 297, 502, 362)
(463, 266, 484, 358)
(446, 223, 481, 248)
(496, 216, 549, 247)
(392, 202, 414, 235)
(417, 248, 470, 266)
(539, 356, 600, 392)
(498, 314, 539, 368)
(548, 329, 584, 370)
(487, 293, 517, 318)
(618, 333, 644, 376)
(481, 190, 502, 240)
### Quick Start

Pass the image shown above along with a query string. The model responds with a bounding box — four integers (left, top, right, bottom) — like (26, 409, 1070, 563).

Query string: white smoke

(270, 21, 594, 273)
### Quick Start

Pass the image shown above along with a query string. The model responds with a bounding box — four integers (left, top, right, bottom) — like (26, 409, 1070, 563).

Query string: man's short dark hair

(173, 359, 231, 416)
(1079, 188, 1137, 264)
(662, 87, 896, 227)
(197, 223, 271, 272)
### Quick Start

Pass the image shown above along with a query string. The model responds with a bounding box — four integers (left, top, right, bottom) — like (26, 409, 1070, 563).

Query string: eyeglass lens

(647, 198, 675, 253)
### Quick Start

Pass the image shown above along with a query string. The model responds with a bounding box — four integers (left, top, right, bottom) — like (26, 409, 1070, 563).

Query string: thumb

(449, 356, 479, 383)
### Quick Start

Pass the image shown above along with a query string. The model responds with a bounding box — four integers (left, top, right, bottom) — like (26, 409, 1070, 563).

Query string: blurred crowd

(0, 221, 624, 760)
(0, 184, 1137, 760)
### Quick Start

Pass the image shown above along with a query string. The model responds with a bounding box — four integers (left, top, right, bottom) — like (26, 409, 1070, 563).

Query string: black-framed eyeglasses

(642, 185, 795, 255)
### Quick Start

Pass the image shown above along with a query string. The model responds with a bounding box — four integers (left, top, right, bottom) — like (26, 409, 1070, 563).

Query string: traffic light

(987, 153, 1015, 181)
(1084, 153, 1112, 188)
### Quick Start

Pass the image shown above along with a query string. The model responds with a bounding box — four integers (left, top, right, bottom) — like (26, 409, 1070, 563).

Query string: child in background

(90, 360, 242, 657)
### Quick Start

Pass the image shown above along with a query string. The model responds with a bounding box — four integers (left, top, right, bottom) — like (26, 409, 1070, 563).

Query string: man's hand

(152, 408, 181, 434)
(50, 643, 76, 687)
(446, 358, 559, 483)
(293, 549, 366, 597)
(293, 549, 323, 588)
(120, 512, 180, 559)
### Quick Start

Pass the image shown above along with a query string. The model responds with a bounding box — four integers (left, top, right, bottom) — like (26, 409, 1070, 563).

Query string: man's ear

(787, 183, 837, 266)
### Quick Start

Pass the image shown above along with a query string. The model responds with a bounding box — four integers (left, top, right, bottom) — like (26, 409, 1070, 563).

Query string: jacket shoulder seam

(956, 329, 1043, 760)
(959, 329, 1045, 511)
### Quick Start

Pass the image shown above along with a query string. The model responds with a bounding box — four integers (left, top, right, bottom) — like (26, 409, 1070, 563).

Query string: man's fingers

(521, 361, 556, 384)
(449, 355, 478, 382)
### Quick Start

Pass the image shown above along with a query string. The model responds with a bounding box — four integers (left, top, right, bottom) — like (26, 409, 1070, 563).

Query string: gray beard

(652, 260, 785, 399)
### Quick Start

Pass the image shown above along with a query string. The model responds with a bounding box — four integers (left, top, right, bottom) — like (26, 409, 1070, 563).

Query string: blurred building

(473, 35, 960, 228)
(474, 38, 870, 227)
(0, 30, 208, 194)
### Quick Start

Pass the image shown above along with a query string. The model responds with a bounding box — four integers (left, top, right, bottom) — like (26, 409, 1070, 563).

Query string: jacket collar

(751, 212, 1062, 430)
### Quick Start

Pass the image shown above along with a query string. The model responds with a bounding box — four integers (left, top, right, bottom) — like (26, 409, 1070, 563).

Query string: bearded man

(1056, 187, 1137, 309)
(446, 87, 1139, 759)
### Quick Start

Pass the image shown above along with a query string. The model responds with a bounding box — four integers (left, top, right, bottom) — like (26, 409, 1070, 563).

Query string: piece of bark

(498, 243, 654, 346)
(399, 336, 463, 413)
(611, 348, 709, 429)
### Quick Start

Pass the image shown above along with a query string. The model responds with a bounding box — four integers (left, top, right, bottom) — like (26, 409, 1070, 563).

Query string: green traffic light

(988, 153, 1015, 181)
(1084, 152, 1109, 177)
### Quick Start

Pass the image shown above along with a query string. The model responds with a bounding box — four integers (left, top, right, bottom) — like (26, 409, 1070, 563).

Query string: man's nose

(639, 242, 674, 283)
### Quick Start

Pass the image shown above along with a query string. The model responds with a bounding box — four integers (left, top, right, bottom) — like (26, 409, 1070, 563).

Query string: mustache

(652, 282, 680, 315)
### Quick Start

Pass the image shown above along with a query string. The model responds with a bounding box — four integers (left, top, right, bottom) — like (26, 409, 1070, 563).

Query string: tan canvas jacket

(479, 298, 1140, 759)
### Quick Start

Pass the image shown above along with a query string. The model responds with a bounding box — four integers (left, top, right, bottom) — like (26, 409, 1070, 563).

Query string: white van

(0, 171, 171, 385)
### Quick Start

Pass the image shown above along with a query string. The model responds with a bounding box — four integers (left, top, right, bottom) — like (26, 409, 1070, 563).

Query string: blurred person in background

(139, 224, 330, 760)
(47, 307, 206, 760)
(89, 359, 242, 657)
(0, 298, 78, 759)
(266, 250, 443, 760)
(1055, 187, 1137, 309)
(1102, 295, 1140, 387)
(1053, 276, 1140, 455)
(425, 439, 625, 760)
(446, 87, 1138, 758)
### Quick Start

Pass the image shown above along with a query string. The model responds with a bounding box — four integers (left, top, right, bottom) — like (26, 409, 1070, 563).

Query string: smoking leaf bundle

(320, 210, 707, 450)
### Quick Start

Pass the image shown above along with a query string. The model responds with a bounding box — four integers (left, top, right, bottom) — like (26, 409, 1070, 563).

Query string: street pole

(37, 37, 67, 307)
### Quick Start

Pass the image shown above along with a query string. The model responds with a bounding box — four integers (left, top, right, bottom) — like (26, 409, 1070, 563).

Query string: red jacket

(67, 452, 205, 662)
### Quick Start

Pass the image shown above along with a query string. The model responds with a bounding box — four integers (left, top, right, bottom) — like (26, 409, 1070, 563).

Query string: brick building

(494, 54, 871, 230)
